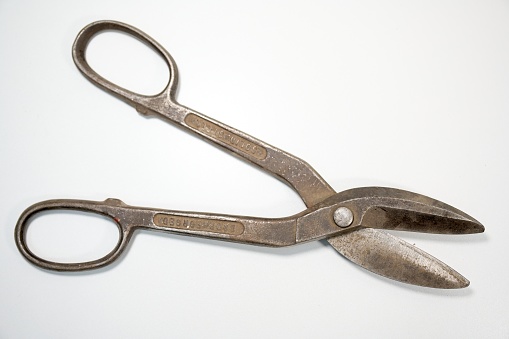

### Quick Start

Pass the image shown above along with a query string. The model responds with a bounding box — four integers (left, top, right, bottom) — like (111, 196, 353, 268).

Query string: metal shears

(15, 20, 484, 289)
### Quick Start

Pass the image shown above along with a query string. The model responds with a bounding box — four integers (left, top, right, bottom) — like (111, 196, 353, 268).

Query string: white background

(1, 1, 508, 338)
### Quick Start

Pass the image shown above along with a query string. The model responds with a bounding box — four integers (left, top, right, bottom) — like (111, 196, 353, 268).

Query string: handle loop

(15, 199, 130, 271)
(72, 20, 179, 113)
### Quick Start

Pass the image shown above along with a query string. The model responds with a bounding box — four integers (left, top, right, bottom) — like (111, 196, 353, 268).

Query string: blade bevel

(362, 205, 484, 234)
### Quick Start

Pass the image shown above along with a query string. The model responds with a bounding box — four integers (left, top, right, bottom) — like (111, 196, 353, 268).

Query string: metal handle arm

(15, 198, 301, 271)
(72, 20, 335, 207)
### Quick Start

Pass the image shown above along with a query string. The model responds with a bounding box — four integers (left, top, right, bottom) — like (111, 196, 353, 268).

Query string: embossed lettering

(153, 214, 244, 236)
(185, 113, 267, 160)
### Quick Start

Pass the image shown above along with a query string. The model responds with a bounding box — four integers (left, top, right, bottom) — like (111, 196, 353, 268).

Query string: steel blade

(327, 229, 469, 289)
(330, 187, 484, 234)
(362, 205, 484, 234)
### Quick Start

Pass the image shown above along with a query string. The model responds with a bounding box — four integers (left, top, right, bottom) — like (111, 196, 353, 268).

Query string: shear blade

(345, 187, 484, 234)
(328, 229, 469, 289)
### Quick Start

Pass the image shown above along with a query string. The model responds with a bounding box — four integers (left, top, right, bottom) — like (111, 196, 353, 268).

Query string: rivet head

(333, 207, 353, 227)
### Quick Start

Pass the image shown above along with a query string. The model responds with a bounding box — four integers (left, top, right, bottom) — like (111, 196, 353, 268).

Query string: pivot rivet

(333, 207, 353, 227)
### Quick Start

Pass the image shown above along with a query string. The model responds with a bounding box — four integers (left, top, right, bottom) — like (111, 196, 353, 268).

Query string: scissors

(15, 20, 484, 289)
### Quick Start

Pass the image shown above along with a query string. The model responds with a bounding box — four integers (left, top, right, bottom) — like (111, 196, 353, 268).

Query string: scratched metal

(13, 20, 485, 289)
(16, 187, 483, 289)
(328, 228, 470, 289)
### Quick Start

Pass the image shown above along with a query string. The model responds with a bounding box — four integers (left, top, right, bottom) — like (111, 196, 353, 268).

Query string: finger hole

(86, 30, 170, 96)
(24, 210, 121, 264)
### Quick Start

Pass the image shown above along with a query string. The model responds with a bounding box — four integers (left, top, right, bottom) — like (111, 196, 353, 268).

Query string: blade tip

(477, 223, 485, 233)
(452, 278, 470, 289)
(443, 274, 470, 289)
(468, 219, 485, 234)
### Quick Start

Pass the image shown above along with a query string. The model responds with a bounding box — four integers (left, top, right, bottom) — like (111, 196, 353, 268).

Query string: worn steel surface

(14, 20, 484, 289)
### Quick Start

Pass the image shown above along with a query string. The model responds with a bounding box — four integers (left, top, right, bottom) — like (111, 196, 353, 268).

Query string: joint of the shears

(295, 199, 363, 244)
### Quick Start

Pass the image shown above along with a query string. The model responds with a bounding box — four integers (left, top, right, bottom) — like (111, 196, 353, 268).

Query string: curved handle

(72, 20, 179, 114)
(15, 197, 311, 271)
(14, 199, 131, 271)
(73, 20, 336, 207)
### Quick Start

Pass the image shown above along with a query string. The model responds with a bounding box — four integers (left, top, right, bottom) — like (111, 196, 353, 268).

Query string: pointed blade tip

(474, 221, 485, 234)
(459, 278, 470, 289)
(433, 273, 470, 289)
(461, 217, 484, 235)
